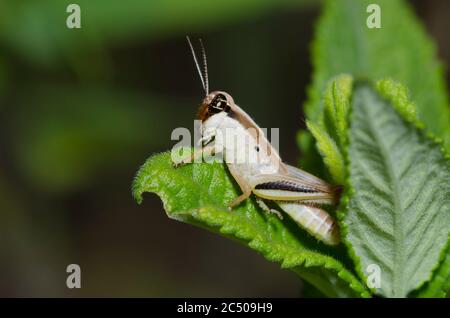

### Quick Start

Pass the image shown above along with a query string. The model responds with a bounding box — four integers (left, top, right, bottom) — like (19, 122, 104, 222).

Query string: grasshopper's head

(197, 91, 234, 122)
(184, 38, 235, 122)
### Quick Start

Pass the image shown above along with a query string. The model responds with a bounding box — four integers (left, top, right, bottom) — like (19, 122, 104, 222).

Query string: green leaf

(133, 152, 370, 297)
(322, 74, 353, 149)
(343, 84, 450, 297)
(307, 0, 450, 150)
(306, 74, 353, 185)
(415, 241, 450, 298)
(376, 79, 450, 298)
(375, 79, 419, 127)
(307, 120, 344, 184)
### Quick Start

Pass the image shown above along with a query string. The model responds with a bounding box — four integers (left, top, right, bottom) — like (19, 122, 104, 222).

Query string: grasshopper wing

(250, 163, 338, 204)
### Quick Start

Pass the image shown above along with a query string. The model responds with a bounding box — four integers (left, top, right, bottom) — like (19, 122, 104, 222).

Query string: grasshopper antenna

(186, 35, 208, 95)
(199, 39, 209, 95)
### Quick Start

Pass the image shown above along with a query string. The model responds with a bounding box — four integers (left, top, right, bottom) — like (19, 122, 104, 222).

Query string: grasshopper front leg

(172, 145, 216, 168)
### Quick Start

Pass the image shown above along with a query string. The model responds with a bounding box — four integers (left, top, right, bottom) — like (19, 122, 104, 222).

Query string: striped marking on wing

(255, 181, 319, 193)
(252, 179, 335, 203)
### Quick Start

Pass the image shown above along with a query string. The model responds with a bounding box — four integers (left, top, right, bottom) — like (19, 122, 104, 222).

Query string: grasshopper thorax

(197, 91, 234, 122)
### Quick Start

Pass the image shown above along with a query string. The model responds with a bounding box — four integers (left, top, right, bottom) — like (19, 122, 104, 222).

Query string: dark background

(0, 0, 448, 297)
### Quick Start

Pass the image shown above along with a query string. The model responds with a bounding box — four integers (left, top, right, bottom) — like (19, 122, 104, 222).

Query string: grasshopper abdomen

(278, 202, 340, 245)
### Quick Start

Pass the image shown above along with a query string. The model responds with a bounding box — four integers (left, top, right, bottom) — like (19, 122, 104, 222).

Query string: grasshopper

(174, 37, 340, 245)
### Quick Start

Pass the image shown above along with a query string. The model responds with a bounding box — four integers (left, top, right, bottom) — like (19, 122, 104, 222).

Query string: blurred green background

(0, 0, 448, 297)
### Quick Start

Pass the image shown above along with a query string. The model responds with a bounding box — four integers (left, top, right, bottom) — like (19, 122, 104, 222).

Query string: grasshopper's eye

(209, 94, 230, 114)
(198, 91, 234, 121)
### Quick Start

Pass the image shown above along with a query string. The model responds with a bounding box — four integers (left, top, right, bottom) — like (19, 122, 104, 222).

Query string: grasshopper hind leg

(226, 164, 253, 210)
(228, 189, 252, 209)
